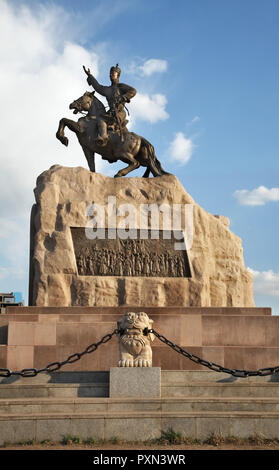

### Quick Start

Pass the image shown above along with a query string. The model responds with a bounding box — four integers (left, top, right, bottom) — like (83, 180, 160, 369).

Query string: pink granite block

(224, 347, 249, 370)
(222, 317, 245, 346)
(56, 315, 81, 323)
(243, 316, 267, 346)
(151, 315, 181, 346)
(201, 347, 225, 368)
(77, 322, 116, 347)
(55, 345, 97, 371)
(265, 317, 279, 347)
(34, 323, 56, 346)
(56, 345, 81, 371)
(222, 316, 266, 347)
(3, 314, 39, 322)
(263, 347, 279, 369)
(8, 322, 36, 346)
(180, 315, 202, 346)
(56, 322, 79, 346)
(79, 339, 119, 370)
(202, 316, 223, 346)
(224, 347, 270, 370)
(97, 341, 119, 369)
(8, 322, 56, 346)
(79, 314, 103, 323)
(38, 314, 60, 323)
(153, 345, 181, 370)
(7, 345, 34, 370)
(34, 346, 57, 369)
(179, 347, 204, 370)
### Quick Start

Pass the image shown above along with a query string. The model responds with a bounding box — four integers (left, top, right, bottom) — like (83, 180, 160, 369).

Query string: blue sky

(0, 0, 278, 312)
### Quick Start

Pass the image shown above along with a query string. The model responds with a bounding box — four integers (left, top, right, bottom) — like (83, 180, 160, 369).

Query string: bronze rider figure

(83, 64, 136, 145)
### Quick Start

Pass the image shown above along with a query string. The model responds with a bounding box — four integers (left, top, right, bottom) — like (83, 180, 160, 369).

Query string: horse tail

(140, 137, 170, 177)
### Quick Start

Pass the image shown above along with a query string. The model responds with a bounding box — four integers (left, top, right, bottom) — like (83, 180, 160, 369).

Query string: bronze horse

(56, 91, 169, 178)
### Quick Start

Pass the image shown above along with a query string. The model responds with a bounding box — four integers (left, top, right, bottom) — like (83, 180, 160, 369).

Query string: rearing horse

(56, 91, 169, 178)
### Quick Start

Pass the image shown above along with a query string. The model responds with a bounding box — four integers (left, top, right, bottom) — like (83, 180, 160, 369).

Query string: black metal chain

(0, 329, 119, 378)
(151, 329, 279, 378)
(1, 326, 278, 379)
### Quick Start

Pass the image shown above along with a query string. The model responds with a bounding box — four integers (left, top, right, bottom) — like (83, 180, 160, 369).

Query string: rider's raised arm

(87, 74, 110, 98)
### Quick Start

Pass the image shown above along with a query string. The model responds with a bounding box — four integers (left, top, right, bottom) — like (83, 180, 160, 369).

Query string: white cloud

(191, 115, 200, 123)
(168, 132, 194, 165)
(0, 1, 104, 220)
(234, 186, 279, 206)
(126, 58, 168, 77)
(140, 59, 168, 76)
(0, 1, 105, 297)
(248, 268, 279, 296)
(128, 93, 169, 124)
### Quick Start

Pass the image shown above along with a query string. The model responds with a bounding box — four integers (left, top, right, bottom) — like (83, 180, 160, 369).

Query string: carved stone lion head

(117, 311, 154, 341)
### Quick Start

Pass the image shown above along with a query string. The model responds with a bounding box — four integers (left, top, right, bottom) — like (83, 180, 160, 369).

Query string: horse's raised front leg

(56, 118, 81, 146)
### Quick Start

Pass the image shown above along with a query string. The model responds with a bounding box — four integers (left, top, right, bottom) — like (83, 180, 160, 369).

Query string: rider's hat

(110, 63, 121, 77)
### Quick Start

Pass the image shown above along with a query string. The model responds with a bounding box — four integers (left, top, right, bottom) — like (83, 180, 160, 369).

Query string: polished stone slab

(109, 367, 161, 398)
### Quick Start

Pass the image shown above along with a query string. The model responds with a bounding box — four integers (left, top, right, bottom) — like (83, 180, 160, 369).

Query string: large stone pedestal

(29, 165, 254, 308)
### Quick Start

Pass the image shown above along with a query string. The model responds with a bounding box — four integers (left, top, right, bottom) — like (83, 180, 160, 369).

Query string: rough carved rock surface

(29, 165, 254, 307)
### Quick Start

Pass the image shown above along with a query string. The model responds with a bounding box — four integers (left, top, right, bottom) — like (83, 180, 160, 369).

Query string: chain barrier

(0, 329, 119, 378)
(1, 326, 278, 379)
(150, 329, 279, 378)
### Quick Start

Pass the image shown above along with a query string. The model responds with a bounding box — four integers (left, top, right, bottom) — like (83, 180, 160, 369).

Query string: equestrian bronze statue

(56, 64, 169, 178)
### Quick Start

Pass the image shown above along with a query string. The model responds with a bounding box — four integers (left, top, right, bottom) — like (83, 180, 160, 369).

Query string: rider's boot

(96, 120, 109, 146)
(96, 134, 109, 146)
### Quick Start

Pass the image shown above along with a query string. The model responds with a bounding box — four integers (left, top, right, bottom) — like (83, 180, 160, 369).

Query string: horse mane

(88, 92, 106, 114)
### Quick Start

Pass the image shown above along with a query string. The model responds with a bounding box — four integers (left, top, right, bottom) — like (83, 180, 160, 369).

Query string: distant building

(0, 292, 23, 314)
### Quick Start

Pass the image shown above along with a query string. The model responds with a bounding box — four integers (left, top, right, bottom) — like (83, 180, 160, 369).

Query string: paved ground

(1, 442, 279, 450)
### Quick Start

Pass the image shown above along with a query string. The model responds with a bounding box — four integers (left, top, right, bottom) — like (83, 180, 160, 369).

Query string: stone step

(0, 369, 278, 443)
(0, 396, 279, 413)
(0, 409, 279, 443)
(0, 370, 109, 384)
(162, 383, 279, 397)
(0, 383, 109, 398)
(161, 370, 279, 383)
(0, 370, 278, 398)
(1, 369, 278, 384)
(1, 381, 279, 398)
